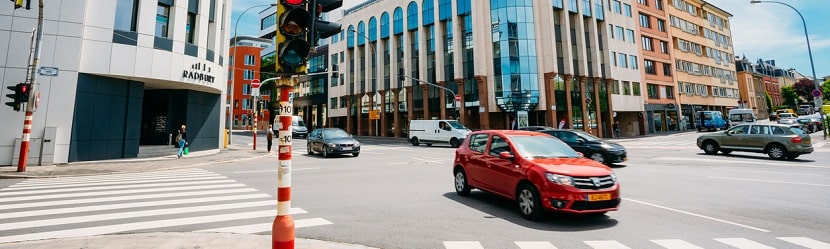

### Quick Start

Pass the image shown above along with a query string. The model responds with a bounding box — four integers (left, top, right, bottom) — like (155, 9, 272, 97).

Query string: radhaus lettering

(182, 63, 215, 84)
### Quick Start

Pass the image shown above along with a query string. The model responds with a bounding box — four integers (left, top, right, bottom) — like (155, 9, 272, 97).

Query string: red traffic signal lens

(19, 84, 29, 94)
(279, 9, 310, 36)
(282, 0, 304, 6)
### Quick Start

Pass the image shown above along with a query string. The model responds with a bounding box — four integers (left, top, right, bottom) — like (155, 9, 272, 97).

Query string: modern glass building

(1, 0, 231, 165)
(327, 0, 623, 138)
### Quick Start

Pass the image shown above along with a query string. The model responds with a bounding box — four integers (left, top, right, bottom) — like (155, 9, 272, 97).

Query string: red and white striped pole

(272, 82, 295, 248)
(17, 111, 33, 172)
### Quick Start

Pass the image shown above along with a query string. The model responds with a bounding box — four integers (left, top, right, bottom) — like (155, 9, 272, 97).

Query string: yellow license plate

(623, 157, 628, 162)
(804, 141, 810, 145)
(588, 193, 612, 201)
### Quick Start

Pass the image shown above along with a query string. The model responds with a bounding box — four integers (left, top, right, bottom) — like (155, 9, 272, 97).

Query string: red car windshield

(509, 135, 581, 159)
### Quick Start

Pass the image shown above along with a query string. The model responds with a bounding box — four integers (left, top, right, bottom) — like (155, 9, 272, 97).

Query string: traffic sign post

(251, 79, 261, 97)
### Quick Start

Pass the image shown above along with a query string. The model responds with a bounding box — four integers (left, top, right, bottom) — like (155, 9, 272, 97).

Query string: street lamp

(229, 3, 277, 144)
(751, 0, 826, 139)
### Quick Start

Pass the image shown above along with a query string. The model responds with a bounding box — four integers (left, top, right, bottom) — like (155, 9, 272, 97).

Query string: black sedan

(521, 128, 627, 165)
(307, 128, 361, 158)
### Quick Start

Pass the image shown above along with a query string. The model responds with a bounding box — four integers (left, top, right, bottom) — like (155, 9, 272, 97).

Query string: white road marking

(0, 179, 238, 197)
(413, 157, 445, 164)
(651, 239, 705, 249)
(3, 188, 260, 210)
(443, 241, 484, 249)
(624, 198, 770, 232)
(9, 169, 215, 186)
(708, 176, 830, 187)
(0, 210, 277, 243)
(0, 193, 271, 220)
(711, 168, 823, 176)
(652, 156, 830, 169)
(194, 218, 333, 234)
(777, 237, 830, 249)
(2, 175, 228, 191)
(233, 168, 320, 174)
(515, 241, 559, 249)
(2, 183, 248, 202)
(584, 240, 632, 249)
(714, 238, 775, 249)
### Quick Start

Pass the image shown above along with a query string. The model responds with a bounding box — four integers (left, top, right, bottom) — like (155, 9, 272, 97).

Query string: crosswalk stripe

(777, 237, 830, 249)
(0, 209, 276, 243)
(0, 193, 271, 220)
(2, 183, 247, 202)
(584, 240, 632, 249)
(3, 188, 259, 210)
(651, 239, 704, 249)
(0, 201, 292, 231)
(9, 169, 214, 186)
(444, 241, 485, 249)
(515, 241, 558, 249)
(194, 218, 334, 234)
(3, 175, 228, 191)
(0, 179, 238, 197)
(714, 238, 775, 249)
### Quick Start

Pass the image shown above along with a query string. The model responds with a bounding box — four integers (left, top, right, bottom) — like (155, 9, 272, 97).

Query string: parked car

(776, 113, 798, 126)
(806, 114, 825, 131)
(696, 124, 813, 160)
(408, 119, 471, 148)
(695, 111, 728, 131)
(519, 128, 627, 165)
(453, 130, 620, 220)
(796, 117, 816, 133)
(292, 116, 308, 138)
(306, 128, 360, 158)
(768, 112, 777, 122)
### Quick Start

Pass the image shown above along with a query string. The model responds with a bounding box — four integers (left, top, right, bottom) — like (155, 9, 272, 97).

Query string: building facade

(326, 0, 626, 138)
(1, 0, 230, 165)
(228, 36, 270, 130)
(635, 0, 682, 133)
(667, 0, 737, 126)
(604, 0, 647, 137)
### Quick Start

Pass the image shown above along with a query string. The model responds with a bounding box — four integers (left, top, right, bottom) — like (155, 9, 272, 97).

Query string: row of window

(677, 81, 739, 98)
(703, 28, 730, 49)
(609, 80, 643, 96)
(637, 0, 663, 10)
(611, 52, 638, 70)
(642, 35, 670, 53)
(644, 59, 673, 76)
(646, 83, 675, 99)
(639, 13, 666, 32)
(610, 0, 633, 17)
(669, 15, 700, 36)
(672, 0, 698, 16)
(675, 59, 736, 83)
(609, 25, 635, 43)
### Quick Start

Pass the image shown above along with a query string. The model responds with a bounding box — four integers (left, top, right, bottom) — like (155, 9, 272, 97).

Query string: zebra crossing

(443, 236, 830, 249)
(0, 168, 331, 244)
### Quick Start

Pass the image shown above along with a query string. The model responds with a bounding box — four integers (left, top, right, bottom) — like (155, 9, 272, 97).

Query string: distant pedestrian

(267, 124, 274, 152)
(176, 125, 187, 158)
(613, 121, 621, 138)
(510, 118, 517, 130)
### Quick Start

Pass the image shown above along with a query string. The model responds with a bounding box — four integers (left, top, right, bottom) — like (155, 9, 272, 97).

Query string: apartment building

(667, 0, 737, 126)
(228, 36, 271, 130)
(635, 0, 683, 133)
(735, 57, 769, 120)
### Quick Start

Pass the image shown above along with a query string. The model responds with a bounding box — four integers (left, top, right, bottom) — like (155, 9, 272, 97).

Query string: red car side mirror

(499, 151, 514, 160)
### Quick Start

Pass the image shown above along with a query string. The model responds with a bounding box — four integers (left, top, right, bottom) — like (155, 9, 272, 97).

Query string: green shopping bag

(183, 147, 189, 155)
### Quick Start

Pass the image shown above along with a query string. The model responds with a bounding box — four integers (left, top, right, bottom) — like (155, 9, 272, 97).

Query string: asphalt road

(204, 130, 830, 248)
(2, 130, 828, 248)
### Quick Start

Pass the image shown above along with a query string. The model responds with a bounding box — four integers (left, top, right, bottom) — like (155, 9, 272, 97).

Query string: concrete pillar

(356, 94, 363, 136)
(438, 81, 447, 119)
(563, 74, 573, 129)
(392, 88, 402, 138)
(345, 95, 353, 134)
(593, 77, 603, 138)
(421, 84, 430, 120)
(378, 90, 387, 137)
(544, 72, 557, 127)
(367, 92, 375, 136)
(455, 79, 466, 125)
(475, 75, 490, 129)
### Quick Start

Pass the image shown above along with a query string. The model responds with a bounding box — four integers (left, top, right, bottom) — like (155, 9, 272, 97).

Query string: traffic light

(276, 0, 312, 75)
(5, 83, 25, 112)
(308, 0, 342, 47)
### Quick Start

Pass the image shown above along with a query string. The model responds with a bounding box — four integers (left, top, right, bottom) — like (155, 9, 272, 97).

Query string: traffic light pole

(17, 0, 43, 172)
(272, 78, 296, 249)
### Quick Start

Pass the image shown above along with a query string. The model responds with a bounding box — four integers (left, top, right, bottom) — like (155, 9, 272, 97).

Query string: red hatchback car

(453, 130, 620, 220)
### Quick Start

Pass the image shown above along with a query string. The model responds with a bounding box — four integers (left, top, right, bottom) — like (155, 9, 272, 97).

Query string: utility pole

(17, 0, 43, 172)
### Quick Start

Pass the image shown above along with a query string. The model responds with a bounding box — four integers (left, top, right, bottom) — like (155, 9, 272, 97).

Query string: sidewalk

(0, 144, 377, 249)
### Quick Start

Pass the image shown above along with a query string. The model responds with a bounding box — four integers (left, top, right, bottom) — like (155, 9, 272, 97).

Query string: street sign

(369, 110, 380, 120)
(812, 89, 822, 97)
(251, 79, 261, 96)
(38, 67, 58, 76)
(455, 94, 461, 101)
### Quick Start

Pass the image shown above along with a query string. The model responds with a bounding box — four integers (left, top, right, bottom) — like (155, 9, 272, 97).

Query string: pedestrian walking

(176, 125, 187, 158)
(613, 121, 621, 138)
(267, 124, 274, 152)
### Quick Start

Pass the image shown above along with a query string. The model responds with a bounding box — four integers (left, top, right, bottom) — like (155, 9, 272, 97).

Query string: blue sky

(232, 0, 829, 78)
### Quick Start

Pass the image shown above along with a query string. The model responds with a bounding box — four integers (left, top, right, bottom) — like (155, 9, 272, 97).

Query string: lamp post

(751, 0, 826, 139)
(229, 3, 276, 144)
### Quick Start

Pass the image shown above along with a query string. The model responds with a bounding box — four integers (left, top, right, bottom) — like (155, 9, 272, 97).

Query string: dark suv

(521, 127, 627, 165)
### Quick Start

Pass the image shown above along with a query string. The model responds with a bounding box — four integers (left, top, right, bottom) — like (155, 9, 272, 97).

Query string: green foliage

(765, 92, 773, 112)
(823, 80, 830, 102)
(780, 85, 798, 107)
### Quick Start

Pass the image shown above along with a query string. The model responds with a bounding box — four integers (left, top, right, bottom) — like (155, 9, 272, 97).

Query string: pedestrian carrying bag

(175, 133, 182, 143)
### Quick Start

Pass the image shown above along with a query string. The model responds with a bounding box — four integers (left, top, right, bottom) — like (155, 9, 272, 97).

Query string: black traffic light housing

(308, 0, 343, 47)
(5, 83, 29, 112)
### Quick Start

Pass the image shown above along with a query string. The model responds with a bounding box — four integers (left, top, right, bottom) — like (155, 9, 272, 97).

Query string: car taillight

(791, 137, 802, 143)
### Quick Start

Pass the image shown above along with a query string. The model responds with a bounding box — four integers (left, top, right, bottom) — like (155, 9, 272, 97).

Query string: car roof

(471, 130, 553, 137)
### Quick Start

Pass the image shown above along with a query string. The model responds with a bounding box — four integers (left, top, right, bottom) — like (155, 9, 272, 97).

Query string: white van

(727, 109, 756, 126)
(408, 120, 471, 148)
(292, 116, 308, 138)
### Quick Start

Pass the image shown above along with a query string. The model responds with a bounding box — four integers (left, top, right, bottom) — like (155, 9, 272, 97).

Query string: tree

(823, 79, 830, 102)
(792, 78, 816, 101)
(781, 85, 798, 107)
(765, 92, 773, 113)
